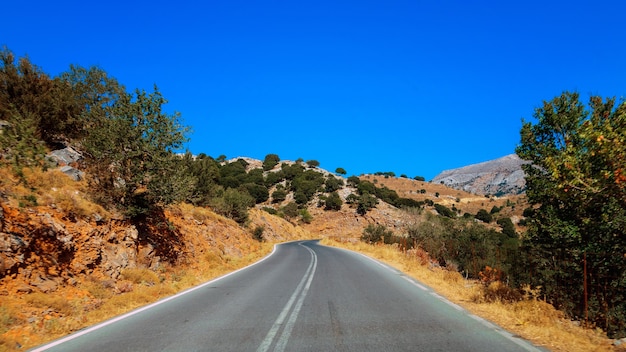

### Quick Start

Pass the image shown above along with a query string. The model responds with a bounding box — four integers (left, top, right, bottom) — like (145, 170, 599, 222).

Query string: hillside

(0, 160, 620, 352)
(432, 154, 528, 196)
(1, 48, 622, 351)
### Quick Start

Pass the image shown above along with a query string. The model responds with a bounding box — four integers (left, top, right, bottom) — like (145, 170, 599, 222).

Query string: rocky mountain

(432, 154, 528, 196)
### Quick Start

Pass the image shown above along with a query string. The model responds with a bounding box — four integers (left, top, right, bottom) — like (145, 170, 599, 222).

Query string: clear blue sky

(3, 1, 625, 180)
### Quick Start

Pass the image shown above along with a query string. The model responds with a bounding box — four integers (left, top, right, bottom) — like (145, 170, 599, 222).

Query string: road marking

(31, 244, 281, 352)
(321, 244, 545, 351)
(257, 242, 317, 352)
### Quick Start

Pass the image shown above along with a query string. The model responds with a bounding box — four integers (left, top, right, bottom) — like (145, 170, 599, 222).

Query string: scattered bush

(434, 204, 455, 218)
(361, 224, 393, 244)
(252, 225, 265, 242)
(324, 191, 343, 211)
(475, 209, 492, 223)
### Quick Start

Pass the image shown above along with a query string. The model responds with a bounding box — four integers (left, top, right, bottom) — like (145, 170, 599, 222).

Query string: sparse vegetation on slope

(2, 47, 624, 350)
(320, 238, 617, 352)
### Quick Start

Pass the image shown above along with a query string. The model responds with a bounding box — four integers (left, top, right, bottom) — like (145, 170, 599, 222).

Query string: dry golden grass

(361, 174, 528, 220)
(0, 197, 278, 352)
(0, 167, 110, 221)
(0, 244, 274, 352)
(120, 268, 160, 285)
(320, 237, 617, 352)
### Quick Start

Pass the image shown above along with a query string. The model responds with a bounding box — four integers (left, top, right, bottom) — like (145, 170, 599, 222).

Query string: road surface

(32, 240, 544, 351)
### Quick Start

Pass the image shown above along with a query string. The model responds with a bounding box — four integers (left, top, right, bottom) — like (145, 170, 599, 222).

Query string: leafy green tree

(219, 159, 248, 188)
(211, 188, 255, 225)
(475, 209, 492, 223)
(345, 193, 359, 204)
(496, 217, 516, 238)
(242, 183, 269, 204)
(335, 167, 347, 175)
(182, 152, 220, 206)
(516, 91, 626, 337)
(356, 192, 378, 215)
(282, 162, 304, 180)
(84, 86, 190, 217)
(357, 180, 376, 195)
(0, 48, 86, 147)
(293, 191, 308, 204)
(414, 176, 426, 181)
(324, 176, 344, 193)
(434, 204, 455, 218)
(264, 170, 284, 186)
(59, 64, 126, 140)
(263, 153, 280, 171)
(347, 175, 360, 187)
(324, 191, 343, 211)
(281, 202, 299, 219)
(245, 168, 265, 185)
(271, 187, 287, 203)
(375, 186, 399, 205)
(291, 169, 325, 204)
(490, 205, 502, 214)
(395, 197, 423, 209)
(0, 109, 45, 172)
(305, 159, 320, 168)
(299, 208, 313, 224)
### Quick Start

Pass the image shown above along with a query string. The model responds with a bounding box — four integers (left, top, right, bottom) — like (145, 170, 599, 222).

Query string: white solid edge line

(31, 242, 286, 352)
(317, 242, 544, 352)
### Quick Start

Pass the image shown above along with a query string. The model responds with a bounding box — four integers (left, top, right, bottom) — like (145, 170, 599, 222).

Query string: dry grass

(0, 249, 273, 351)
(0, 167, 110, 221)
(320, 237, 617, 352)
(361, 174, 528, 221)
(3, 213, 274, 352)
(120, 268, 160, 286)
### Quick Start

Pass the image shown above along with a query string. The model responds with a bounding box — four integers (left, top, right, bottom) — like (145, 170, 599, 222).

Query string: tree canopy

(516, 91, 626, 337)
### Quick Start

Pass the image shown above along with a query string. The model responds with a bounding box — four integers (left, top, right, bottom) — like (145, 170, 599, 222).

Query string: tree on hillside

(211, 187, 255, 225)
(84, 86, 191, 217)
(0, 48, 82, 148)
(356, 192, 378, 215)
(434, 204, 455, 218)
(324, 191, 343, 211)
(0, 49, 70, 169)
(475, 209, 492, 223)
(361, 224, 393, 244)
(496, 217, 516, 238)
(271, 187, 287, 203)
(306, 159, 320, 168)
(324, 175, 344, 193)
(347, 175, 360, 187)
(263, 153, 280, 171)
(335, 167, 347, 175)
(59, 64, 126, 140)
(516, 91, 626, 337)
(183, 152, 220, 206)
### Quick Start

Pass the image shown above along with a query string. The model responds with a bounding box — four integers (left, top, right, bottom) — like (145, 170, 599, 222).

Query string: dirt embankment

(0, 203, 311, 351)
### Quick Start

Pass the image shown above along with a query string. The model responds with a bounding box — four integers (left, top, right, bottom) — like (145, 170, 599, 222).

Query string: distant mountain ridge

(432, 154, 528, 196)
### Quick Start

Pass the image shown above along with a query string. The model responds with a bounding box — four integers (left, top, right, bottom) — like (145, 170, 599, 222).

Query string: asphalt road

(32, 240, 545, 352)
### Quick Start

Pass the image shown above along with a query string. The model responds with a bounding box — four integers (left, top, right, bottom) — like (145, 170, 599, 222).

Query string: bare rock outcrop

(0, 205, 171, 293)
(432, 154, 528, 196)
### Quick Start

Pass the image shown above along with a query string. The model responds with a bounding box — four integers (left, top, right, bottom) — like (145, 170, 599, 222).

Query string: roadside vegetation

(321, 236, 615, 352)
(2, 46, 625, 350)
